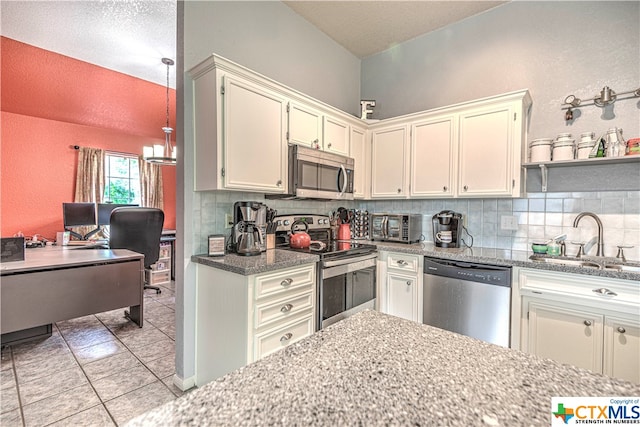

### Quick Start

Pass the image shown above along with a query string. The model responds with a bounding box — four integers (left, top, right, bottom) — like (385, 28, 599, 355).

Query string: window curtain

(139, 156, 164, 210)
(73, 147, 104, 237)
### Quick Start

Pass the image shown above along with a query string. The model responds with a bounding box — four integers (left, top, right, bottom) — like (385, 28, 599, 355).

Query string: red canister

(338, 223, 351, 240)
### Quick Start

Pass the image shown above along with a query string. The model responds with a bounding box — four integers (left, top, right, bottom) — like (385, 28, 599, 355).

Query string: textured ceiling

(0, 0, 177, 87)
(284, 1, 507, 58)
(1, 1, 506, 85)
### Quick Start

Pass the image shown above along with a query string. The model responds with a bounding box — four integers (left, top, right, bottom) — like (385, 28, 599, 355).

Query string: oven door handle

(322, 252, 378, 268)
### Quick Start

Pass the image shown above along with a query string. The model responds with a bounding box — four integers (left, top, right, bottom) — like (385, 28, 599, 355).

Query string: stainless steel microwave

(268, 145, 354, 200)
(370, 213, 423, 243)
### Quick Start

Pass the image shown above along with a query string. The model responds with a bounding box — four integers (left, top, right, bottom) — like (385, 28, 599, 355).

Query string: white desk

(1, 246, 144, 344)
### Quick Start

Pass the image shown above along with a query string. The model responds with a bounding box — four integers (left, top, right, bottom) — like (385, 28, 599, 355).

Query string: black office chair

(109, 207, 165, 294)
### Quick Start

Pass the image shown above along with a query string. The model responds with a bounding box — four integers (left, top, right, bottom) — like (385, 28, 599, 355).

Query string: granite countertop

(192, 249, 318, 275)
(127, 310, 640, 426)
(192, 241, 640, 281)
(371, 241, 640, 282)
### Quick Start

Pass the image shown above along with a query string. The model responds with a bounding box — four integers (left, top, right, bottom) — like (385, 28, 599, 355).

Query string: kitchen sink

(529, 256, 602, 269)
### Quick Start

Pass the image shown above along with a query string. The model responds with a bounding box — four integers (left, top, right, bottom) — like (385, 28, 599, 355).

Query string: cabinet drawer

(254, 290, 314, 330)
(253, 315, 313, 360)
(150, 260, 169, 271)
(254, 264, 315, 300)
(386, 253, 420, 273)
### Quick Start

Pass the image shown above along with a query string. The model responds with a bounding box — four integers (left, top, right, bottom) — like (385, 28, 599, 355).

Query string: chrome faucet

(572, 212, 605, 256)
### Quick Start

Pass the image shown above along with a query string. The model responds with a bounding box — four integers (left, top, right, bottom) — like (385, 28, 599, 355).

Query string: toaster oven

(370, 213, 422, 243)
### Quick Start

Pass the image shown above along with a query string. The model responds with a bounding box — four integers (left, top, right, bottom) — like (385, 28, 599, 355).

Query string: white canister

(529, 138, 553, 162)
(580, 132, 595, 143)
(577, 140, 596, 159)
(552, 138, 575, 161)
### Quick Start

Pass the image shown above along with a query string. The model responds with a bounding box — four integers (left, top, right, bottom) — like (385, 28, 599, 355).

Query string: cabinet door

(350, 125, 368, 199)
(323, 115, 350, 156)
(410, 116, 456, 197)
(371, 125, 408, 198)
(458, 104, 514, 196)
(386, 272, 418, 322)
(603, 316, 640, 383)
(527, 301, 603, 373)
(223, 76, 287, 193)
(288, 102, 322, 149)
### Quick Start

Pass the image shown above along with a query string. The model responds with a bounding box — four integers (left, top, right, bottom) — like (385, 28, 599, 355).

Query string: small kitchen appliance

(370, 213, 422, 243)
(432, 210, 463, 248)
(232, 201, 267, 255)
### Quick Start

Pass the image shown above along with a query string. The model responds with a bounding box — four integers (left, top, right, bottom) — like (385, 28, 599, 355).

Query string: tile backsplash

(193, 190, 640, 261)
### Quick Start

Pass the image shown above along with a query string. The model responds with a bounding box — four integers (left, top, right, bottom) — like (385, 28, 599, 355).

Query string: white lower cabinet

(526, 300, 604, 373)
(195, 263, 316, 386)
(378, 251, 422, 323)
(603, 316, 640, 383)
(519, 268, 640, 383)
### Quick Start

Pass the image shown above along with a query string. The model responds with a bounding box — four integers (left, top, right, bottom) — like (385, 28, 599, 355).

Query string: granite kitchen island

(128, 310, 640, 426)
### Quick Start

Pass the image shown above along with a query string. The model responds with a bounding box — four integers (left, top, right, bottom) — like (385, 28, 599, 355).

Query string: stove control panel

(274, 215, 330, 232)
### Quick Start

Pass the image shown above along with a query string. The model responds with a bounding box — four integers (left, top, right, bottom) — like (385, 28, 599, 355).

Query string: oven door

(319, 253, 377, 329)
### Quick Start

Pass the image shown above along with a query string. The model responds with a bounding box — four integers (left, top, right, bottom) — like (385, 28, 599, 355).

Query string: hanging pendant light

(143, 58, 176, 165)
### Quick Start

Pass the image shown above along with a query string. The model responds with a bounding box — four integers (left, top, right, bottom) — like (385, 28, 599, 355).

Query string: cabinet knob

(617, 326, 626, 334)
(463, 185, 469, 191)
(397, 188, 402, 193)
(280, 303, 293, 313)
(280, 332, 293, 342)
(276, 179, 282, 187)
(328, 142, 332, 148)
(406, 280, 412, 286)
(280, 278, 293, 287)
(583, 320, 592, 326)
(443, 186, 448, 192)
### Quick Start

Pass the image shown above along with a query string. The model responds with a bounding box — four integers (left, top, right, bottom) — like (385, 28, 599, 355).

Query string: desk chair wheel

(145, 284, 162, 294)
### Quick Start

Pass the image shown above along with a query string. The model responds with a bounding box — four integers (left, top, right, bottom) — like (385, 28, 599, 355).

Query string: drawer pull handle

(617, 326, 626, 334)
(280, 278, 293, 287)
(584, 320, 592, 326)
(592, 288, 617, 296)
(280, 332, 293, 342)
(396, 260, 408, 266)
(280, 304, 293, 313)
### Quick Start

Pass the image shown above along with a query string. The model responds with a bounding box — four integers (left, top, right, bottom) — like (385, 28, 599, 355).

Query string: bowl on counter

(531, 243, 548, 254)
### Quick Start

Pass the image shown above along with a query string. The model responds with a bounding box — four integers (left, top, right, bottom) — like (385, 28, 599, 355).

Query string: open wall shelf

(523, 155, 640, 193)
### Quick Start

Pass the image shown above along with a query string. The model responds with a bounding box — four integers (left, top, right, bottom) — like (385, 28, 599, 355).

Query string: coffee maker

(232, 201, 267, 256)
(432, 210, 463, 248)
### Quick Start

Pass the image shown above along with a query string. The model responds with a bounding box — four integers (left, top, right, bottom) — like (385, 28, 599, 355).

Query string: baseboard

(173, 373, 196, 391)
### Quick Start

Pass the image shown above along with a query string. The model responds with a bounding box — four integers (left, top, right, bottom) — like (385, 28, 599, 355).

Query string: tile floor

(1, 281, 187, 426)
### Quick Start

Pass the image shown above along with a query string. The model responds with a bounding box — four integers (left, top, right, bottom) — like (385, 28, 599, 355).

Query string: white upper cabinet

(410, 115, 456, 198)
(223, 76, 287, 193)
(350, 125, 369, 199)
(323, 115, 350, 156)
(369, 90, 530, 199)
(288, 102, 322, 150)
(458, 103, 515, 197)
(371, 125, 408, 198)
(189, 57, 287, 193)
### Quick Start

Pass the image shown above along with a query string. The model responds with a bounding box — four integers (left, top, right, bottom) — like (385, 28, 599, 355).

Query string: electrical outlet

(500, 215, 519, 231)
(225, 214, 234, 229)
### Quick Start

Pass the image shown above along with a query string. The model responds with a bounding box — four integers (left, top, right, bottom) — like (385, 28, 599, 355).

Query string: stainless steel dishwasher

(422, 256, 512, 347)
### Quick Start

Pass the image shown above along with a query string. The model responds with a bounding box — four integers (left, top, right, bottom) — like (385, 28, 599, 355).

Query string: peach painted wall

(1, 37, 176, 240)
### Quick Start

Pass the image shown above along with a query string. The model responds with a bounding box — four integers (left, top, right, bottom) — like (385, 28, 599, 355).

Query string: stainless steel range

(274, 214, 377, 330)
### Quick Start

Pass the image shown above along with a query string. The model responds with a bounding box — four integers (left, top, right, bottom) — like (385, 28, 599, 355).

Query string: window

(104, 153, 141, 204)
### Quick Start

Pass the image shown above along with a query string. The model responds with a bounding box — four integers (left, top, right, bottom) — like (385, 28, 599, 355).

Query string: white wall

(361, 1, 640, 140)
(184, 1, 361, 115)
